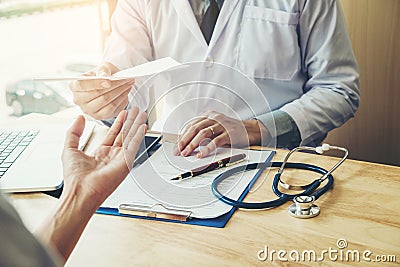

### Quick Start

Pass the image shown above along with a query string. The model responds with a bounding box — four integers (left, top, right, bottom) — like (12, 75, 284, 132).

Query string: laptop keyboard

(0, 130, 39, 179)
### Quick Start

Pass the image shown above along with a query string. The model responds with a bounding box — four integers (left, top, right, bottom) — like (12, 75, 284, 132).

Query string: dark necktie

(200, 0, 220, 44)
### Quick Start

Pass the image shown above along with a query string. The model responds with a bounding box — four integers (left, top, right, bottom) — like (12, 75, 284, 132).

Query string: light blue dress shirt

(188, 0, 302, 147)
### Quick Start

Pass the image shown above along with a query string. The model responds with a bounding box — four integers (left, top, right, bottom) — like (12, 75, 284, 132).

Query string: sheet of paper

(101, 142, 273, 219)
(33, 57, 182, 81)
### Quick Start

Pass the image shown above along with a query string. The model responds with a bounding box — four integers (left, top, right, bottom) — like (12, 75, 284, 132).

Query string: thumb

(96, 62, 119, 76)
(64, 115, 86, 150)
(96, 62, 119, 88)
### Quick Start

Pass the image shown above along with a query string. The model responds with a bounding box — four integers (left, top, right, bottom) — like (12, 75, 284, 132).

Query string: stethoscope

(211, 144, 348, 219)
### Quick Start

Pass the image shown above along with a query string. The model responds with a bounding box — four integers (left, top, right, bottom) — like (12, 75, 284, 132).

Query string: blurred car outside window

(5, 63, 95, 117)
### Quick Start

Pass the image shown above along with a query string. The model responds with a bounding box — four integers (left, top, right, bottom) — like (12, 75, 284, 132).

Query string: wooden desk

(8, 125, 400, 266)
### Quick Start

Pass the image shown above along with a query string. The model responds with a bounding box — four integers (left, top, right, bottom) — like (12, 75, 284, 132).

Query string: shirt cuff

(256, 110, 301, 148)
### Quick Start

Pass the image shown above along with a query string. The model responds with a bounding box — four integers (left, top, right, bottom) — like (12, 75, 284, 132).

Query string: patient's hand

(61, 107, 147, 205)
(37, 107, 147, 262)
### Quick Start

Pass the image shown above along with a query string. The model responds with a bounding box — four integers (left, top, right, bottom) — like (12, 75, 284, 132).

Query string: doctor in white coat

(70, 0, 359, 158)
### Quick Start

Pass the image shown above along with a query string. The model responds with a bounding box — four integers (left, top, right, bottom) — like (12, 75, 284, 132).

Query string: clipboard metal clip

(118, 203, 192, 222)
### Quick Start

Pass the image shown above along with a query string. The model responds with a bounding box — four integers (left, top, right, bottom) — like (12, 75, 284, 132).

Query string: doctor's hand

(174, 111, 270, 158)
(69, 62, 135, 120)
(37, 107, 147, 262)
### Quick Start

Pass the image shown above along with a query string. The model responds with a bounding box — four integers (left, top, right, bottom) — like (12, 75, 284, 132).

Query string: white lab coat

(103, 0, 359, 145)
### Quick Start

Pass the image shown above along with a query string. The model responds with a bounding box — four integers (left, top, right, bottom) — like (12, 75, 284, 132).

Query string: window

(0, 0, 111, 120)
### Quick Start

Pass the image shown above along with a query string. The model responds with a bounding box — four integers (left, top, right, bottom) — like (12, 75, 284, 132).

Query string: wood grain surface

(9, 143, 400, 266)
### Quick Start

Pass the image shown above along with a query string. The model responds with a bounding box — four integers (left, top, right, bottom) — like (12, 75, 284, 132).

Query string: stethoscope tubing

(211, 162, 334, 210)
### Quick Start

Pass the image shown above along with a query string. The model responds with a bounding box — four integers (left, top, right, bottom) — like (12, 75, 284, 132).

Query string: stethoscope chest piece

(288, 195, 320, 219)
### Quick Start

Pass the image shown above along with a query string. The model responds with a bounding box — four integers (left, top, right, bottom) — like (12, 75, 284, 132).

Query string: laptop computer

(0, 120, 95, 193)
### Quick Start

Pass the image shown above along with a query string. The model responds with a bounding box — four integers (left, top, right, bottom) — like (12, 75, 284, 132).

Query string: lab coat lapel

(171, 0, 207, 46)
(208, 0, 239, 47)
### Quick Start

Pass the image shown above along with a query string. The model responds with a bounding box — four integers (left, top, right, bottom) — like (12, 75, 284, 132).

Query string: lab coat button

(205, 56, 214, 68)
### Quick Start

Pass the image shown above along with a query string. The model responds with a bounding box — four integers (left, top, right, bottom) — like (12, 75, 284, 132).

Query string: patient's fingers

(126, 111, 147, 143)
(102, 110, 127, 146)
(122, 107, 140, 140)
(122, 108, 147, 167)
(124, 125, 147, 167)
(64, 115, 85, 150)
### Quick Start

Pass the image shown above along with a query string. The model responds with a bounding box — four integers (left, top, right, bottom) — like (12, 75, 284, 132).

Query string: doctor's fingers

(78, 62, 121, 88)
(174, 118, 209, 156)
(197, 132, 229, 158)
(176, 120, 223, 157)
(70, 77, 135, 94)
(179, 111, 218, 134)
(72, 80, 134, 105)
(93, 62, 120, 76)
(83, 62, 119, 76)
(80, 87, 131, 120)
(182, 123, 226, 158)
(184, 123, 225, 158)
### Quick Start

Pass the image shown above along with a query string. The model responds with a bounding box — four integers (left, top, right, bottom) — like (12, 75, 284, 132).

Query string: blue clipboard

(96, 147, 275, 228)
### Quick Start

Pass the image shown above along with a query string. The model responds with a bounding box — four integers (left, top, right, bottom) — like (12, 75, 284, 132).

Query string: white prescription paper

(33, 57, 182, 81)
(101, 142, 273, 219)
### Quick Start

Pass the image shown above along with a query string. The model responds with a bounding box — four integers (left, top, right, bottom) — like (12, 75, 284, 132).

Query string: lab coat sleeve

(279, 0, 360, 145)
(102, 0, 153, 70)
(102, 0, 153, 114)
